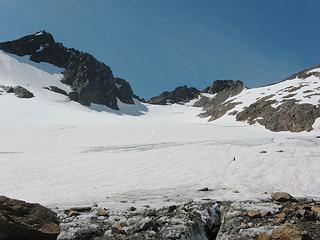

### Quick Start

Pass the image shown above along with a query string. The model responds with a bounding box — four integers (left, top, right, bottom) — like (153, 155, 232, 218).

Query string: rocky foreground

(1, 192, 319, 239)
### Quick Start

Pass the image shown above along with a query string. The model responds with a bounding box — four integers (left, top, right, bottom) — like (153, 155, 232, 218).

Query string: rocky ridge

(0, 31, 135, 109)
(148, 85, 200, 105)
(195, 80, 244, 121)
(194, 71, 320, 132)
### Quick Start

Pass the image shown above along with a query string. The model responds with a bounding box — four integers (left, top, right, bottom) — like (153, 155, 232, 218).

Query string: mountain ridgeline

(0, 31, 320, 132)
(0, 31, 135, 109)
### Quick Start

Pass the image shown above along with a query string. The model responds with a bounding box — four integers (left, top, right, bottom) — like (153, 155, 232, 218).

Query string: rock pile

(57, 201, 221, 240)
(57, 192, 320, 240)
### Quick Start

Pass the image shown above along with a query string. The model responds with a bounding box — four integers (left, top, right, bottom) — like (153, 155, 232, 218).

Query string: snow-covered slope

(198, 72, 320, 132)
(0, 51, 319, 208)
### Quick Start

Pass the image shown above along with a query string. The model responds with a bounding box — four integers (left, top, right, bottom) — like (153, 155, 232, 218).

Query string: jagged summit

(0, 31, 56, 57)
(0, 31, 135, 109)
(203, 79, 244, 94)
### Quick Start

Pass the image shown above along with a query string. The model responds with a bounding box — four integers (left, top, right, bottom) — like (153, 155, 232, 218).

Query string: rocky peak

(0, 31, 135, 109)
(0, 31, 55, 57)
(203, 80, 244, 94)
(148, 85, 200, 105)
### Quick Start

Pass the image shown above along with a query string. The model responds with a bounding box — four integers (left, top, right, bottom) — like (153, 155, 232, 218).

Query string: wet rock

(0, 195, 60, 240)
(271, 192, 295, 202)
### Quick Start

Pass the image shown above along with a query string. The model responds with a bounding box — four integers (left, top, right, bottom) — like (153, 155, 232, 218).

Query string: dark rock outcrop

(133, 94, 146, 103)
(0, 195, 60, 240)
(148, 85, 200, 105)
(284, 65, 320, 81)
(13, 86, 34, 98)
(196, 80, 244, 121)
(114, 77, 134, 104)
(203, 80, 244, 94)
(44, 86, 68, 96)
(0, 85, 34, 98)
(0, 31, 135, 109)
(236, 98, 320, 132)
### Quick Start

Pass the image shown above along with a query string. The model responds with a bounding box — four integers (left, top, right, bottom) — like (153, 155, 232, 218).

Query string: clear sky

(0, 0, 319, 98)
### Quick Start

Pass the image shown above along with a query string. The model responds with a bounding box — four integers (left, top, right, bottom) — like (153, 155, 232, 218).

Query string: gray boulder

(13, 86, 34, 98)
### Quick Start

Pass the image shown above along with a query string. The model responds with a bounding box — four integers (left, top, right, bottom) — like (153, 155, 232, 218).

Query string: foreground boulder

(271, 192, 296, 202)
(0, 31, 134, 109)
(148, 85, 200, 105)
(0, 195, 60, 240)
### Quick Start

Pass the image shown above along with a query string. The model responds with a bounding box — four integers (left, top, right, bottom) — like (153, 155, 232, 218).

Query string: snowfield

(0, 51, 319, 208)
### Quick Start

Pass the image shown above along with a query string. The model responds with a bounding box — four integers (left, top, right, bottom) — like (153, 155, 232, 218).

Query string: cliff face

(0, 31, 134, 109)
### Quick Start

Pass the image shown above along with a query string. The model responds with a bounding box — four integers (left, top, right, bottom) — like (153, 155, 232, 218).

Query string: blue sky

(0, 0, 319, 98)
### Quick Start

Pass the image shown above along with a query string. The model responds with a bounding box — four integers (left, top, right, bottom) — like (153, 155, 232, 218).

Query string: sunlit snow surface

(0, 51, 319, 208)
